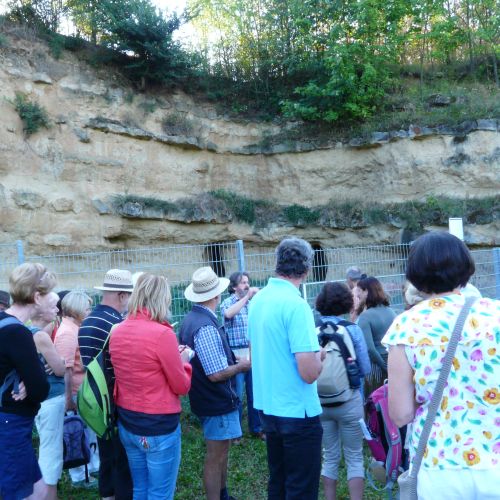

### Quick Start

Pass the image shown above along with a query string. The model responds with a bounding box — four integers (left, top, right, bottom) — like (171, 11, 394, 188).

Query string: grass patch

(52, 398, 387, 499)
(112, 194, 179, 217)
(113, 192, 499, 234)
(11, 92, 51, 136)
(162, 113, 195, 136)
(350, 79, 500, 140)
(210, 190, 261, 225)
(283, 204, 321, 226)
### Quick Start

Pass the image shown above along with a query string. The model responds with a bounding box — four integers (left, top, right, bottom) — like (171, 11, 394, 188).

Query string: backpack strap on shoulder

(0, 317, 25, 405)
(337, 319, 355, 328)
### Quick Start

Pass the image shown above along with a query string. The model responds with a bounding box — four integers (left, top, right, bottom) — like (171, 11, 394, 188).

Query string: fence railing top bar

(24, 241, 239, 260)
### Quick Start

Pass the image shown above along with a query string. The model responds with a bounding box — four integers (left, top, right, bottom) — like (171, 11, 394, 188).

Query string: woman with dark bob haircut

(353, 277, 396, 396)
(382, 231, 499, 499)
(406, 230, 475, 294)
(315, 282, 370, 500)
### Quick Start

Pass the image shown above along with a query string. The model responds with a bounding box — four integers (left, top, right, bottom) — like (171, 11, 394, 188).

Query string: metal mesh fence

(1, 240, 498, 325)
(0, 242, 21, 290)
(21, 242, 241, 325)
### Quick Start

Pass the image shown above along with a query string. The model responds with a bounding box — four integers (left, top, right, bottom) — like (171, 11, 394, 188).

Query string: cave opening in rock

(203, 243, 226, 277)
(311, 243, 328, 282)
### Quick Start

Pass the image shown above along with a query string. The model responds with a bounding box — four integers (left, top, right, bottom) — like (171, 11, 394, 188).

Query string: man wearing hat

(78, 269, 133, 500)
(180, 267, 251, 500)
(0, 290, 10, 311)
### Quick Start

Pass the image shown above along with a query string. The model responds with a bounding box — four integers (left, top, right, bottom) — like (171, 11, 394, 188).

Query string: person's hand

(12, 381, 27, 401)
(247, 287, 259, 299)
(320, 348, 327, 362)
(65, 398, 77, 412)
(179, 345, 194, 363)
(44, 363, 54, 375)
(236, 357, 251, 372)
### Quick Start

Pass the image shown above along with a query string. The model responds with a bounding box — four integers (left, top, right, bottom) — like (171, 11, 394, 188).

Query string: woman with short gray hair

(54, 291, 94, 487)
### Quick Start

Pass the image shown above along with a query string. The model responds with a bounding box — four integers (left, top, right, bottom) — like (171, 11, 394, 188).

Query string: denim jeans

(235, 370, 261, 434)
(0, 412, 41, 500)
(118, 422, 181, 500)
(259, 412, 322, 500)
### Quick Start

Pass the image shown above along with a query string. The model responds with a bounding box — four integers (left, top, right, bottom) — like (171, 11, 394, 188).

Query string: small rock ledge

(86, 117, 500, 155)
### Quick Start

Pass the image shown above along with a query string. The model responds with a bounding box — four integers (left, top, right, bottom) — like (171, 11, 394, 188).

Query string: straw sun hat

(184, 267, 229, 303)
(94, 269, 134, 292)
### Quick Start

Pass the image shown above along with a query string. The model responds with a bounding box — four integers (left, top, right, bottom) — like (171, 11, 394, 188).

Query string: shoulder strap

(0, 317, 24, 329)
(0, 317, 25, 403)
(409, 297, 476, 481)
(337, 319, 355, 328)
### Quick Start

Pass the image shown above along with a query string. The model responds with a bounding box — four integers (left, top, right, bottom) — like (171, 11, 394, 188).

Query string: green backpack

(77, 335, 114, 439)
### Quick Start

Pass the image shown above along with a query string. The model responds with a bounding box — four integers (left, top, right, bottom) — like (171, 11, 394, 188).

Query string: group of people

(0, 230, 498, 500)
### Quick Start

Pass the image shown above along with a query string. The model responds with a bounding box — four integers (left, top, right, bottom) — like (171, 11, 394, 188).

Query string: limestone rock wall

(0, 31, 499, 256)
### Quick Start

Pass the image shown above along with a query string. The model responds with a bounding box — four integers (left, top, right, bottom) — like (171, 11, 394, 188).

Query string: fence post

(16, 240, 24, 264)
(236, 240, 245, 272)
(493, 247, 500, 299)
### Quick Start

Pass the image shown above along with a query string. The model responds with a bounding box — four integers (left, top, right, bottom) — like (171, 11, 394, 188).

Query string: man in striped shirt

(78, 269, 133, 500)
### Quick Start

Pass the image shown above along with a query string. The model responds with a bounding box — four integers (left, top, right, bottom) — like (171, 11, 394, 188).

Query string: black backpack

(62, 413, 91, 470)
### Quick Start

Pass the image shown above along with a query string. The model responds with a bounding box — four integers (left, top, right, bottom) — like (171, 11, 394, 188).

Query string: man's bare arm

(295, 351, 324, 384)
(208, 357, 251, 383)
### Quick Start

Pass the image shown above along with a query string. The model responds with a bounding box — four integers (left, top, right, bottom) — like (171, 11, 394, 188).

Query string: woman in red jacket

(110, 273, 193, 500)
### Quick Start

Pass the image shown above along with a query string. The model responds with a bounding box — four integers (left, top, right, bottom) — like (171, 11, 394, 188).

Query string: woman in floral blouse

(383, 231, 499, 499)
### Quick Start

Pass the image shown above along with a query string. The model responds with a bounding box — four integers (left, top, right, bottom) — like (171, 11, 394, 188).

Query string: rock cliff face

(0, 31, 499, 257)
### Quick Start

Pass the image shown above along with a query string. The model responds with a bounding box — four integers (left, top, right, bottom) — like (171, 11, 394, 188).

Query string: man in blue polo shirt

(248, 237, 324, 500)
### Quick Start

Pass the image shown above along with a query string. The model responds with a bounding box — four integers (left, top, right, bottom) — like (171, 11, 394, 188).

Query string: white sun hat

(184, 267, 229, 303)
(132, 272, 144, 286)
(94, 269, 134, 292)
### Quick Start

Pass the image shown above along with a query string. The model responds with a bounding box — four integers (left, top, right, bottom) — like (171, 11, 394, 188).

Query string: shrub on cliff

(11, 92, 50, 136)
(85, 0, 191, 87)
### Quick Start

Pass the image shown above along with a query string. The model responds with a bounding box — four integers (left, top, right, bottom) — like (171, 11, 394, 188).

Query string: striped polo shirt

(78, 304, 123, 378)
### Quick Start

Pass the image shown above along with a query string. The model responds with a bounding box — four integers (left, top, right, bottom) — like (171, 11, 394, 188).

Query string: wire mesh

(22, 242, 240, 325)
(0, 243, 21, 291)
(0, 240, 498, 325)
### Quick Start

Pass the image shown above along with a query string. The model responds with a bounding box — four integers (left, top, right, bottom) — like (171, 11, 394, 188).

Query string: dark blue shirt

(78, 304, 122, 378)
(117, 407, 180, 436)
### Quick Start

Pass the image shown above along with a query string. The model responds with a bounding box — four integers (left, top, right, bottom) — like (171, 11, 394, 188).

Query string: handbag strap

(410, 296, 476, 478)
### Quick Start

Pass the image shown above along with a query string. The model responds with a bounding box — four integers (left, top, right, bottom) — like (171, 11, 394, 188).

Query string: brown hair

(356, 276, 389, 309)
(315, 282, 353, 316)
(9, 263, 57, 305)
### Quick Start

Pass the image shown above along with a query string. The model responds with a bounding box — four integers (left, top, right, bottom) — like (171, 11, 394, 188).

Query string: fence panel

(24, 242, 240, 325)
(1, 239, 498, 324)
(0, 241, 23, 291)
(470, 249, 497, 299)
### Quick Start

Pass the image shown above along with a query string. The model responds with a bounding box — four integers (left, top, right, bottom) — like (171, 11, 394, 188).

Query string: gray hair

(275, 237, 313, 278)
(62, 291, 92, 321)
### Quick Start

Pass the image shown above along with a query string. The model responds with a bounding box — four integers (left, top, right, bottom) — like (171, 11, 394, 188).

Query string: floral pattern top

(382, 293, 500, 470)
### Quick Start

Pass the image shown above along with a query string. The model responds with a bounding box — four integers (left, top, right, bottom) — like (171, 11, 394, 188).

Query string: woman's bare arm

(33, 331, 66, 377)
(387, 345, 417, 427)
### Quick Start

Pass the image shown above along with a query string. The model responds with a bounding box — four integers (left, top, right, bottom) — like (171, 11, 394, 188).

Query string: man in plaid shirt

(180, 267, 250, 500)
(220, 272, 263, 439)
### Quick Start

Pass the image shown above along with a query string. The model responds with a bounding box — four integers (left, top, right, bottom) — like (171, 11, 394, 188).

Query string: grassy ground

(55, 398, 387, 499)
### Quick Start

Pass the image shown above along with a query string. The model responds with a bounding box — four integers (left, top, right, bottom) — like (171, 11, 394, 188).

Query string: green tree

(8, 0, 67, 31)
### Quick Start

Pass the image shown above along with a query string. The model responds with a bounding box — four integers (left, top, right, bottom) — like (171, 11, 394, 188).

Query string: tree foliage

(189, 0, 500, 120)
(5, 0, 500, 122)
